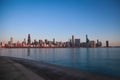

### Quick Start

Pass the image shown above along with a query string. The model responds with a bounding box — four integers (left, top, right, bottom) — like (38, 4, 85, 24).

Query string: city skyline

(0, 34, 103, 48)
(0, 0, 120, 46)
(1, 34, 100, 43)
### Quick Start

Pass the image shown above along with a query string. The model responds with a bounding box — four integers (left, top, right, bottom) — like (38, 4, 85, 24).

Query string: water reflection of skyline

(27, 48, 30, 56)
(0, 48, 120, 77)
(71, 48, 76, 67)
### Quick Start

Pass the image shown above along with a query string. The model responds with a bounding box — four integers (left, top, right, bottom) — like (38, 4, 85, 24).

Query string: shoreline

(1, 56, 119, 80)
(0, 46, 120, 48)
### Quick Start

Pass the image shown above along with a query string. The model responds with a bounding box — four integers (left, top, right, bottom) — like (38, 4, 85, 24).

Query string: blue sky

(0, 0, 120, 46)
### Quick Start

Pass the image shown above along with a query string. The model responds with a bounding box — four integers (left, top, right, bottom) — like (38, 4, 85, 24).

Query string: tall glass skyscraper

(72, 35, 75, 47)
(27, 34, 31, 45)
(86, 35, 89, 43)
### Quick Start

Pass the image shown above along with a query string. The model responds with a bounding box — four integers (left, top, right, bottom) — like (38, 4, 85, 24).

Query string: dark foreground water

(0, 48, 120, 77)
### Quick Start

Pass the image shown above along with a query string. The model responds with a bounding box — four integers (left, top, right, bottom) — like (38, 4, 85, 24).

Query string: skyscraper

(89, 40, 96, 48)
(22, 38, 26, 47)
(96, 39, 102, 47)
(72, 35, 75, 47)
(27, 34, 31, 45)
(45, 39, 48, 44)
(86, 35, 90, 47)
(53, 38, 55, 44)
(106, 40, 109, 47)
(10, 37, 13, 44)
(75, 39, 80, 47)
(24, 38, 26, 44)
(86, 35, 89, 43)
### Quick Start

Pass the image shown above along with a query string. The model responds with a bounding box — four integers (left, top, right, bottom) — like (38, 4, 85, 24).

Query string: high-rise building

(106, 40, 109, 47)
(86, 35, 89, 43)
(8, 37, 13, 47)
(22, 38, 26, 47)
(66, 41, 70, 47)
(75, 39, 80, 47)
(27, 34, 31, 45)
(86, 35, 90, 47)
(69, 39, 72, 47)
(1, 41, 5, 48)
(39, 40, 43, 47)
(39, 40, 43, 44)
(96, 39, 102, 47)
(24, 38, 26, 44)
(96, 39, 99, 47)
(10, 37, 13, 44)
(16, 41, 22, 47)
(33, 39, 38, 47)
(90, 40, 96, 48)
(45, 39, 48, 44)
(53, 38, 55, 44)
(72, 35, 75, 47)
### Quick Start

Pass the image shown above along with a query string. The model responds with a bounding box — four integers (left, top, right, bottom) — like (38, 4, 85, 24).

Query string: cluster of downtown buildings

(0, 34, 109, 48)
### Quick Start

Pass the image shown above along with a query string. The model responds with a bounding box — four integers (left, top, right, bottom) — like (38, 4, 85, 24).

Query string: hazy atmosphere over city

(0, 0, 120, 46)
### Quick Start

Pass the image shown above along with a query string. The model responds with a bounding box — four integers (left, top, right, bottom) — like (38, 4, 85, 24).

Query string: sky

(0, 0, 120, 46)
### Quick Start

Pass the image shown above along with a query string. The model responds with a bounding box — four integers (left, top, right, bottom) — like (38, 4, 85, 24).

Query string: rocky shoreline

(0, 56, 119, 80)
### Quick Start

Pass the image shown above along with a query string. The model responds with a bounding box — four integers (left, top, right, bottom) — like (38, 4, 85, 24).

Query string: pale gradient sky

(0, 0, 120, 46)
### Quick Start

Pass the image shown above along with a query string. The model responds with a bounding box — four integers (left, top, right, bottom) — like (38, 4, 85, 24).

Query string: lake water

(0, 48, 120, 77)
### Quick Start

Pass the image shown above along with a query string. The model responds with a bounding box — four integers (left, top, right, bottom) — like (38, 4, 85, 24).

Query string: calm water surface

(0, 48, 120, 77)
